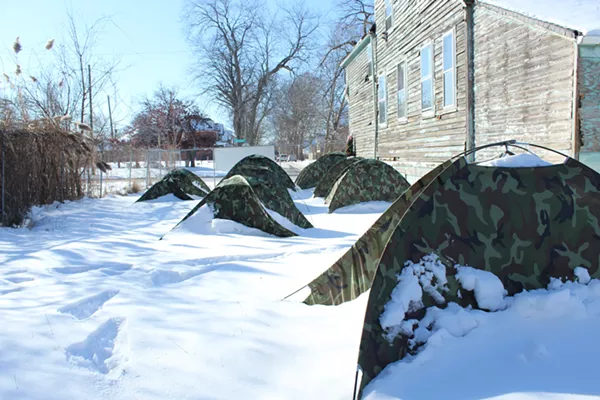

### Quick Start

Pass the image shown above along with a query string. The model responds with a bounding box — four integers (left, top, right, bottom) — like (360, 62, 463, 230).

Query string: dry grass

(128, 180, 142, 194)
(0, 124, 92, 226)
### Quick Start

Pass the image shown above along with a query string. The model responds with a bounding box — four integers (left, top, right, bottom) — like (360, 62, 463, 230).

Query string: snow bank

(365, 259, 600, 400)
(479, 153, 554, 168)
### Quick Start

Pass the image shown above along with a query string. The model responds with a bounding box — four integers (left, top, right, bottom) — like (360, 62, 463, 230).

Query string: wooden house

(342, 0, 600, 181)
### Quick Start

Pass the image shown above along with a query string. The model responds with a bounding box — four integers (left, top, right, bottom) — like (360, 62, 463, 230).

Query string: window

(367, 45, 373, 75)
(420, 43, 434, 111)
(378, 75, 387, 126)
(397, 62, 407, 120)
(385, 0, 393, 30)
(443, 30, 456, 108)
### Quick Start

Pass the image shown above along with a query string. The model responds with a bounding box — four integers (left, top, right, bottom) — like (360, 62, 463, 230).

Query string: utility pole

(88, 65, 93, 133)
(107, 95, 114, 140)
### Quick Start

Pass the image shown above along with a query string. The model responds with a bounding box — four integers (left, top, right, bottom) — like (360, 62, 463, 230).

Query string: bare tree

(183, 0, 318, 145)
(271, 73, 323, 160)
(338, 0, 374, 38)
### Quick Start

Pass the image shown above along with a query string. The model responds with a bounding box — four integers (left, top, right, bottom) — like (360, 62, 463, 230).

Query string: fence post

(1, 131, 5, 225)
(129, 148, 133, 191)
(213, 148, 216, 188)
(146, 151, 150, 188)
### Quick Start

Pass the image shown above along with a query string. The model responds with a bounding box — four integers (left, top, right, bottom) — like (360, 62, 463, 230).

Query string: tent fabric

(313, 157, 363, 198)
(224, 155, 296, 190)
(243, 176, 313, 229)
(136, 169, 209, 202)
(173, 175, 297, 238)
(325, 159, 411, 213)
(302, 160, 453, 306)
(221, 155, 312, 229)
(295, 152, 347, 189)
(355, 156, 600, 395)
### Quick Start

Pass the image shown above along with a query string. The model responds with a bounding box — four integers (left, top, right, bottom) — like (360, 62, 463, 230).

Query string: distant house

(342, 0, 600, 181)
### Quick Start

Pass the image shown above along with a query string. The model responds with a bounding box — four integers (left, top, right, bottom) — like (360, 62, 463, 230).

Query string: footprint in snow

(58, 290, 120, 320)
(65, 317, 128, 375)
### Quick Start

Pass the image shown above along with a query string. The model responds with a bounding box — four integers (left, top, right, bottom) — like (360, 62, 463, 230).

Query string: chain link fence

(85, 147, 221, 197)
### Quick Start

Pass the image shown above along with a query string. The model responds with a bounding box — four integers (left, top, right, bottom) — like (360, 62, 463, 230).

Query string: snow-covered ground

(3, 175, 600, 399)
(0, 190, 381, 400)
(363, 256, 600, 400)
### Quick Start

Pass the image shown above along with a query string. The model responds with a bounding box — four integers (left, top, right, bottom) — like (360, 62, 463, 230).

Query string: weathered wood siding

(472, 4, 577, 161)
(578, 44, 600, 172)
(374, 0, 467, 182)
(346, 41, 376, 158)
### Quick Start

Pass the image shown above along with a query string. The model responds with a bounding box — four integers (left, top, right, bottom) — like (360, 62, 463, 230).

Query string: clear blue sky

(0, 0, 338, 131)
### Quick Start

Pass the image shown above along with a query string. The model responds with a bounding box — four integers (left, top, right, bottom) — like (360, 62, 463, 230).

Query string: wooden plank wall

(346, 42, 376, 158)
(374, 0, 467, 182)
(472, 4, 577, 162)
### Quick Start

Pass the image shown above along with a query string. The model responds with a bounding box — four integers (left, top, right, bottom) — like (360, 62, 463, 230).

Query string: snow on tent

(166, 175, 297, 238)
(296, 160, 453, 306)
(313, 156, 363, 198)
(223, 154, 296, 190)
(136, 169, 210, 202)
(352, 143, 600, 398)
(325, 159, 410, 213)
(221, 155, 312, 229)
(295, 152, 347, 189)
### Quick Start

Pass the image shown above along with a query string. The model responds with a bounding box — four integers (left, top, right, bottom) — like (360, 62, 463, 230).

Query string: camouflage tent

(170, 175, 296, 237)
(241, 176, 313, 229)
(313, 157, 363, 198)
(325, 159, 410, 213)
(221, 155, 311, 229)
(354, 152, 600, 396)
(136, 169, 210, 202)
(224, 154, 296, 190)
(295, 152, 347, 189)
(299, 160, 452, 306)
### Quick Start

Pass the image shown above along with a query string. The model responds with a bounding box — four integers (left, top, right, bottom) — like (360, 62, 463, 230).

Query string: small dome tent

(166, 175, 297, 238)
(223, 154, 296, 190)
(324, 159, 410, 213)
(136, 169, 210, 202)
(222, 155, 311, 229)
(313, 157, 363, 198)
(352, 141, 600, 396)
(295, 152, 347, 189)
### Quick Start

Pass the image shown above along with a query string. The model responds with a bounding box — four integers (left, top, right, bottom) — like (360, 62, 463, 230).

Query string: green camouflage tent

(313, 157, 363, 198)
(325, 159, 410, 213)
(299, 160, 452, 306)
(224, 154, 296, 190)
(295, 152, 347, 189)
(242, 176, 313, 229)
(354, 150, 600, 396)
(136, 169, 210, 202)
(220, 155, 311, 229)
(169, 175, 296, 237)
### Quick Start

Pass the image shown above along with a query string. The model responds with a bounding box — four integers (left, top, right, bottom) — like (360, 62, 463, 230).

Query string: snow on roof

(482, 0, 600, 35)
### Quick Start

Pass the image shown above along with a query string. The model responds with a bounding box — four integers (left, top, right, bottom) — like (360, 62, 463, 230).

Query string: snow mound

(456, 266, 507, 311)
(364, 262, 600, 400)
(380, 254, 448, 341)
(479, 153, 554, 168)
